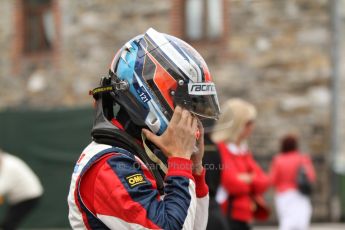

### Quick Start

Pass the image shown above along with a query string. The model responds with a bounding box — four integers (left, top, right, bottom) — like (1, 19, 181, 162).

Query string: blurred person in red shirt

(212, 99, 270, 230)
(270, 134, 316, 230)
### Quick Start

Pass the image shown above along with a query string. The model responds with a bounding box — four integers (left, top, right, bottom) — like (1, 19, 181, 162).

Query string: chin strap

(141, 132, 168, 174)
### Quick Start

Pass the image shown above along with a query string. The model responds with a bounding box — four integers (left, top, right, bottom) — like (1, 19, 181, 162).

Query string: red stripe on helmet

(202, 64, 212, 82)
(146, 52, 176, 109)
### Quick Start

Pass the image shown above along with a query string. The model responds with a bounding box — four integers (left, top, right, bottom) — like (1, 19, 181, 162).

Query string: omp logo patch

(125, 173, 147, 188)
(188, 83, 216, 95)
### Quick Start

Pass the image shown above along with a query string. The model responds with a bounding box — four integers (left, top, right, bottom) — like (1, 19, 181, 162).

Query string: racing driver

(67, 28, 221, 230)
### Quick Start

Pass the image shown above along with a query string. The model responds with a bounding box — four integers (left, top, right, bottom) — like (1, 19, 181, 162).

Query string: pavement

(254, 223, 345, 230)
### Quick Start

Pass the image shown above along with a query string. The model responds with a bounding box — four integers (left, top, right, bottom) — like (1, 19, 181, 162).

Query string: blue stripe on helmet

(116, 42, 148, 109)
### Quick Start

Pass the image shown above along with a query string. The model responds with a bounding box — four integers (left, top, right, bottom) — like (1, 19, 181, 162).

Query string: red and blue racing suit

(68, 141, 209, 229)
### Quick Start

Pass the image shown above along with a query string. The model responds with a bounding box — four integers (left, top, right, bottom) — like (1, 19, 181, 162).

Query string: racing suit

(67, 140, 209, 229)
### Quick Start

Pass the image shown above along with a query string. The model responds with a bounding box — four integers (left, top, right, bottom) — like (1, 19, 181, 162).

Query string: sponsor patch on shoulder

(188, 82, 216, 95)
(125, 173, 147, 188)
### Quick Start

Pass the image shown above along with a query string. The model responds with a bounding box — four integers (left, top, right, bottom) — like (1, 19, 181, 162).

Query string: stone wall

(0, 0, 344, 221)
(214, 0, 337, 219)
(0, 0, 20, 107)
(336, 0, 345, 175)
(0, 0, 171, 108)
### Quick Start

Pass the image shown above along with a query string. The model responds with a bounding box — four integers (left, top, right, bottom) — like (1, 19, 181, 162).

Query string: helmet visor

(174, 82, 220, 120)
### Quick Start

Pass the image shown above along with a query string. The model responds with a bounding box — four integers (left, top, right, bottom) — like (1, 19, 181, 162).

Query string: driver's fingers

(180, 109, 191, 126)
(191, 116, 198, 133)
(197, 118, 204, 134)
(170, 106, 182, 126)
(187, 113, 193, 127)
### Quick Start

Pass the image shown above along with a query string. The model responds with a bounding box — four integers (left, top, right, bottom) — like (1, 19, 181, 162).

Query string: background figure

(212, 98, 270, 230)
(0, 150, 43, 230)
(203, 120, 229, 230)
(270, 134, 316, 230)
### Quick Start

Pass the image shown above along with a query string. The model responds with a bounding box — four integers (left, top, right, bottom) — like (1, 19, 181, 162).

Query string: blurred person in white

(270, 134, 316, 230)
(0, 149, 43, 230)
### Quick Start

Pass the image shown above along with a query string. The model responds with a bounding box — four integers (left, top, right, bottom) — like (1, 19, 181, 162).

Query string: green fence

(0, 107, 94, 228)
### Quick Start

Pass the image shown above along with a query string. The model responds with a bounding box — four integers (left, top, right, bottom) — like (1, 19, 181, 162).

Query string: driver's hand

(142, 106, 198, 160)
